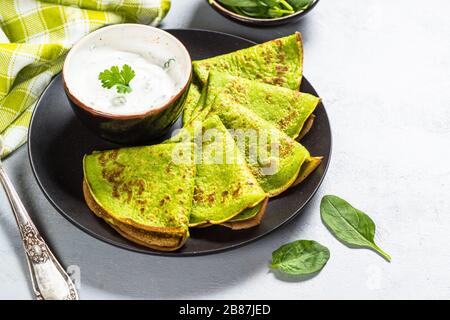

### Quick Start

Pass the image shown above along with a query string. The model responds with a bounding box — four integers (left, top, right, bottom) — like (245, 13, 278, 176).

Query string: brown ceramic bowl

(208, 0, 320, 27)
(63, 24, 192, 144)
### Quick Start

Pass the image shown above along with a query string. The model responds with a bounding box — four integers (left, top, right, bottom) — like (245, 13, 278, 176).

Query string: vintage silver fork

(0, 138, 78, 300)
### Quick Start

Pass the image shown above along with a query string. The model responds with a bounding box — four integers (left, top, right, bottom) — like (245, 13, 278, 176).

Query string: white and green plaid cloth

(0, 0, 170, 158)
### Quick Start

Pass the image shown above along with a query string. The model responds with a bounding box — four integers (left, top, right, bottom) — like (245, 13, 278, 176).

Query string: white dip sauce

(72, 46, 178, 115)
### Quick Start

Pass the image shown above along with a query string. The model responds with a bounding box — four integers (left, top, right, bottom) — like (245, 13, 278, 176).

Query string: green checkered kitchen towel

(0, 0, 170, 158)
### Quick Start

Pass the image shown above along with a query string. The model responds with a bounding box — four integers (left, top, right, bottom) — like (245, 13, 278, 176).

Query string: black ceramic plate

(28, 29, 331, 256)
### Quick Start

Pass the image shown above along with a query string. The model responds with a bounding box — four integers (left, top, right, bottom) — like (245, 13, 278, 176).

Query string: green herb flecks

(320, 195, 391, 262)
(98, 64, 136, 94)
(163, 58, 176, 70)
(270, 240, 330, 275)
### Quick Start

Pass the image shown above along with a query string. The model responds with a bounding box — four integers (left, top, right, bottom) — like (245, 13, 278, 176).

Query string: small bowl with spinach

(208, 0, 319, 27)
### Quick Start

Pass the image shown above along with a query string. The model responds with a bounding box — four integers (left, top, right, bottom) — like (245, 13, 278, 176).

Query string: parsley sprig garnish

(98, 64, 136, 94)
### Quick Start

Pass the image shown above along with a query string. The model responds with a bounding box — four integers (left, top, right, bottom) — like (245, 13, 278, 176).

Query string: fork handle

(0, 166, 78, 300)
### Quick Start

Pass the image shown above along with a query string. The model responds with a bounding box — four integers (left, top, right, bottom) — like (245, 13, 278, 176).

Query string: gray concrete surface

(0, 0, 449, 299)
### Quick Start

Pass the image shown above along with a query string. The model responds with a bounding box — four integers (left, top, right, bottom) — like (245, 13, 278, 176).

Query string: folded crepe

(292, 156, 323, 186)
(167, 116, 267, 227)
(184, 33, 305, 125)
(83, 182, 188, 250)
(221, 198, 269, 230)
(207, 95, 312, 197)
(193, 33, 303, 91)
(83, 144, 196, 251)
(188, 71, 320, 139)
(182, 82, 202, 126)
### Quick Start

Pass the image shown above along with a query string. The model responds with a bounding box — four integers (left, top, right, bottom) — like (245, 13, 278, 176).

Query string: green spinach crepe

(187, 71, 320, 139)
(83, 183, 188, 250)
(182, 82, 202, 125)
(207, 95, 311, 197)
(193, 33, 303, 90)
(221, 198, 269, 230)
(184, 32, 306, 126)
(167, 116, 267, 227)
(83, 144, 195, 251)
(292, 156, 323, 186)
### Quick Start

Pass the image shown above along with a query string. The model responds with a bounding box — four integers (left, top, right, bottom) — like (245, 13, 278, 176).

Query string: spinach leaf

(258, 0, 281, 6)
(320, 195, 391, 261)
(215, 0, 261, 7)
(270, 240, 330, 275)
(286, 0, 314, 11)
(267, 6, 294, 18)
(236, 6, 270, 17)
(215, 0, 313, 18)
(278, 0, 294, 11)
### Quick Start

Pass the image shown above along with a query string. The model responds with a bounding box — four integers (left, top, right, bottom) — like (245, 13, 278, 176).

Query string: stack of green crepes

(83, 33, 323, 251)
